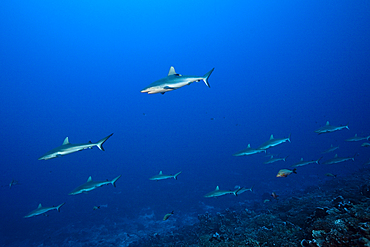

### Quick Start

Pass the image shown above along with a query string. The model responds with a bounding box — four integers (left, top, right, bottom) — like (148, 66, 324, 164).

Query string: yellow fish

(276, 168, 297, 177)
(163, 211, 174, 221)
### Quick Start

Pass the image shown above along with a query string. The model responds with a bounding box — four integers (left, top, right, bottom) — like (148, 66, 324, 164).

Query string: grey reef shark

(141, 66, 214, 94)
(204, 186, 243, 198)
(39, 133, 113, 160)
(264, 155, 289, 164)
(345, 134, 370, 142)
(291, 157, 322, 168)
(149, 171, 182, 181)
(323, 154, 356, 165)
(233, 144, 266, 156)
(69, 175, 121, 195)
(24, 203, 65, 218)
(258, 134, 291, 150)
(315, 121, 349, 134)
(322, 144, 339, 154)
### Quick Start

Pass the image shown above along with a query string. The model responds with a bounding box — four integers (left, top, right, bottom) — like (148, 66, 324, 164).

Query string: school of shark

(17, 68, 370, 223)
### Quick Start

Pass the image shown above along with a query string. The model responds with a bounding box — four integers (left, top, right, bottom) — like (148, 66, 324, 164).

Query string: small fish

(325, 173, 337, 178)
(276, 168, 297, 177)
(362, 143, 370, 147)
(271, 192, 279, 200)
(9, 179, 19, 188)
(93, 206, 100, 210)
(163, 211, 174, 221)
(263, 199, 270, 203)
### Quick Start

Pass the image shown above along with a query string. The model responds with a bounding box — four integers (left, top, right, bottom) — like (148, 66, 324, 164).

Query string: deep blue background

(1, 0, 370, 245)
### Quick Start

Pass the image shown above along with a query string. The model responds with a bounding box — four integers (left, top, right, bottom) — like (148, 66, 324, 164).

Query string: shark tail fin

(173, 171, 182, 180)
(287, 133, 291, 143)
(111, 175, 122, 187)
(202, 68, 214, 88)
(56, 203, 65, 212)
(96, 133, 114, 151)
(234, 187, 243, 196)
(316, 156, 323, 164)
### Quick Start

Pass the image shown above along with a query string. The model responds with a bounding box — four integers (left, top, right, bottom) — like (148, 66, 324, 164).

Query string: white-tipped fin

(168, 66, 177, 76)
(38, 203, 42, 209)
(270, 135, 274, 140)
(87, 176, 92, 182)
(215, 186, 219, 190)
(62, 137, 69, 145)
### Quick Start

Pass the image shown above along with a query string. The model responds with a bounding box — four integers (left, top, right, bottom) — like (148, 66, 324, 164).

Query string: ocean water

(0, 1, 369, 246)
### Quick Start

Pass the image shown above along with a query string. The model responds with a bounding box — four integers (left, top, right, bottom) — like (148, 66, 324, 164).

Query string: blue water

(1, 1, 370, 246)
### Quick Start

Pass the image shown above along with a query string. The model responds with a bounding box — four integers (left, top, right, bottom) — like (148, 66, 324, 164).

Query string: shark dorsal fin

(300, 158, 303, 161)
(63, 137, 70, 145)
(247, 144, 251, 148)
(270, 135, 274, 140)
(38, 203, 42, 208)
(159, 171, 163, 175)
(87, 176, 92, 182)
(334, 154, 338, 158)
(168, 66, 177, 76)
(215, 186, 219, 190)
(355, 134, 358, 137)
(330, 144, 333, 147)
(326, 121, 330, 126)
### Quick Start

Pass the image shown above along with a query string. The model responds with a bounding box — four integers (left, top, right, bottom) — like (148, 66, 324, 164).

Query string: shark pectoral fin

(163, 86, 176, 90)
(161, 92, 165, 95)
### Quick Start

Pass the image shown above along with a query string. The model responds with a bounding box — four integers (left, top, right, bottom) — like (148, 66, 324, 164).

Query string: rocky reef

(132, 167, 370, 247)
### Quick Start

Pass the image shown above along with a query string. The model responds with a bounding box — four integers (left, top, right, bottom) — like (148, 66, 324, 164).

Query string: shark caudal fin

(56, 203, 65, 212)
(202, 68, 214, 88)
(96, 133, 114, 151)
(173, 171, 182, 180)
(111, 175, 122, 187)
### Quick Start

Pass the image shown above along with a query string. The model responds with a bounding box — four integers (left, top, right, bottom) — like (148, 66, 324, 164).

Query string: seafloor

(8, 167, 370, 247)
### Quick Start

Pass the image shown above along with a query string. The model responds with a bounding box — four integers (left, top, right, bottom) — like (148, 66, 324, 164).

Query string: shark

(323, 154, 356, 165)
(233, 144, 266, 156)
(24, 203, 65, 218)
(322, 144, 339, 154)
(69, 175, 121, 195)
(345, 134, 370, 142)
(258, 134, 291, 150)
(140, 66, 214, 94)
(204, 186, 242, 198)
(264, 155, 289, 164)
(291, 157, 322, 168)
(315, 121, 349, 134)
(149, 171, 182, 181)
(39, 133, 113, 160)
(234, 185, 254, 196)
